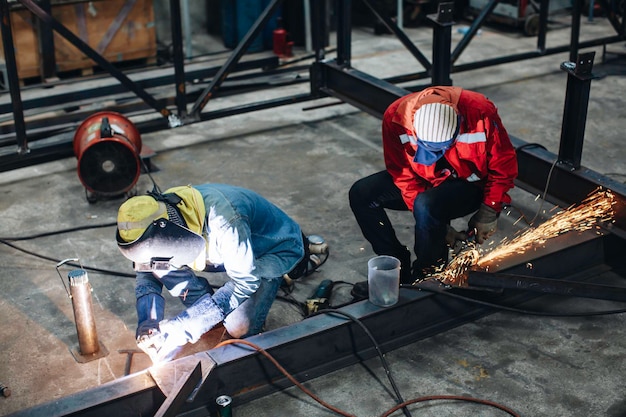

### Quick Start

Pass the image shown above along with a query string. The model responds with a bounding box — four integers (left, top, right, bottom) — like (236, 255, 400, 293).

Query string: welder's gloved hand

(141, 293, 225, 363)
(136, 328, 167, 364)
(468, 204, 499, 244)
(150, 318, 193, 363)
(445, 225, 467, 247)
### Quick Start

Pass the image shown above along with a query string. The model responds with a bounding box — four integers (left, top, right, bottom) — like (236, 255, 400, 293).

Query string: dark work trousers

(349, 170, 483, 280)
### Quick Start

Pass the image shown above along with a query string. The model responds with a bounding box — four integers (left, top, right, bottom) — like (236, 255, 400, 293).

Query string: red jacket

(383, 86, 518, 213)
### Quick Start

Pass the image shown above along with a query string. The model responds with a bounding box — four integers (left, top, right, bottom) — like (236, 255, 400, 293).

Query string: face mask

(413, 137, 455, 166)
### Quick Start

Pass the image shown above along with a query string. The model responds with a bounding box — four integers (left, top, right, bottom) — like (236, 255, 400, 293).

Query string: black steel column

(569, 0, 582, 61)
(537, 0, 549, 52)
(311, 0, 328, 62)
(169, 0, 187, 122)
(35, 0, 56, 81)
(429, 2, 455, 86)
(558, 52, 597, 170)
(0, 0, 28, 154)
(336, 0, 351, 67)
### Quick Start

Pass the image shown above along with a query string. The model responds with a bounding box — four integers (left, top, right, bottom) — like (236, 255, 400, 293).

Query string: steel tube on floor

(68, 269, 100, 356)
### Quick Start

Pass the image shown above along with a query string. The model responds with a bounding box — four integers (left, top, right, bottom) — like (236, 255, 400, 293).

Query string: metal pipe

(68, 269, 100, 356)
(303, 0, 312, 52)
(181, 0, 192, 60)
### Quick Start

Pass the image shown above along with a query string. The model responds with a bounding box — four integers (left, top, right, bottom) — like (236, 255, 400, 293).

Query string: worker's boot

(282, 234, 329, 292)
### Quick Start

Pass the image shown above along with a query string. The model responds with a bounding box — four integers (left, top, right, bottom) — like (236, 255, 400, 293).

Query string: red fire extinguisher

(273, 17, 293, 58)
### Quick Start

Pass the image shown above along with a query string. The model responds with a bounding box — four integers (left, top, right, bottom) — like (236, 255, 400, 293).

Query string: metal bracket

(149, 352, 216, 407)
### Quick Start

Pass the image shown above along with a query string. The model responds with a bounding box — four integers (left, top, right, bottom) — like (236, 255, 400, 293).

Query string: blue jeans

(349, 171, 483, 278)
(135, 269, 282, 338)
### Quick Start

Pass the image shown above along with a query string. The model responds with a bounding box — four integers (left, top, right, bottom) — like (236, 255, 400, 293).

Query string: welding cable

(0, 238, 135, 278)
(0, 221, 117, 241)
(380, 394, 520, 417)
(513, 142, 561, 227)
(313, 309, 413, 417)
(112, 131, 163, 195)
(214, 338, 358, 417)
(409, 283, 626, 317)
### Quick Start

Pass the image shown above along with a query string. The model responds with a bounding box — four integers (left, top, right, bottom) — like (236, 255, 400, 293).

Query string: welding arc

(214, 338, 357, 417)
(380, 395, 520, 417)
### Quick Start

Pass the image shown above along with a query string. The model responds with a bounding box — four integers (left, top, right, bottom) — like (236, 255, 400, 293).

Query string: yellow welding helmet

(116, 185, 207, 270)
(117, 195, 168, 243)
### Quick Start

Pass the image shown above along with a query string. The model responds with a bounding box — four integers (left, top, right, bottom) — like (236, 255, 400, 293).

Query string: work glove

(137, 293, 225, 363)
(445, 225, 467, 247)
(137, 319, 190, 363)
(468, 204, 499, 244)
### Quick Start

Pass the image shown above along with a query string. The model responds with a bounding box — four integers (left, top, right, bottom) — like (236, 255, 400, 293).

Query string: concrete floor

(1, 11, 626, 417)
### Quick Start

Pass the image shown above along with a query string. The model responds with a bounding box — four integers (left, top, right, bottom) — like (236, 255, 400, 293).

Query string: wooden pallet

(0, 0, 157, 83)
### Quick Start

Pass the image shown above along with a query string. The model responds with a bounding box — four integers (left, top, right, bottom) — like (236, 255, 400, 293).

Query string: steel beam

(8, 231, 625, 417)
(467, 270, 626, 301)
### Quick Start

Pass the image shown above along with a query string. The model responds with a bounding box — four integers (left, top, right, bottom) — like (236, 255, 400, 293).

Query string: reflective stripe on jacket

(383, 87, 518, 212)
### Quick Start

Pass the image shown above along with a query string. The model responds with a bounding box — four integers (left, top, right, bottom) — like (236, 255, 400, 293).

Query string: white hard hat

(413, 102, 459, 144)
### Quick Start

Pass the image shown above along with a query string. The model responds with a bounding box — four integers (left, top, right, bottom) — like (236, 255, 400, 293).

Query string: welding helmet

(116, 185, 207, 271)
(413, 102, 460, 165)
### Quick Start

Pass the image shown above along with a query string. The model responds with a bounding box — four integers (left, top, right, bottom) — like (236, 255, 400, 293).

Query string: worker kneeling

(116, 183, 323, 363)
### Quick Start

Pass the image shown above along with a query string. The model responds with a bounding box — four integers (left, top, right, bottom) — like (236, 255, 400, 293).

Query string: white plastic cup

(367, 255, 400, 307)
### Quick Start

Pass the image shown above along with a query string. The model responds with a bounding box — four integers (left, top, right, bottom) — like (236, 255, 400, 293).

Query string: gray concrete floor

(1, 11, 626, 417)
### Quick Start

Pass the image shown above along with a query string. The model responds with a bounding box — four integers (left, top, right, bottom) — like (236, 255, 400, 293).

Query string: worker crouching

(116, 183, 320, 363)
(349, 86, 518, 297)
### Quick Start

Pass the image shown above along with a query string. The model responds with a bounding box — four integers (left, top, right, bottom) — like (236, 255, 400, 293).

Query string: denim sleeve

(135, 272, 163, 299)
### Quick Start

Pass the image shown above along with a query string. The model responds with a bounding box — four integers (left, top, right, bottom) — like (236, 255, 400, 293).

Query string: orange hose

(215, 338, 357, 417)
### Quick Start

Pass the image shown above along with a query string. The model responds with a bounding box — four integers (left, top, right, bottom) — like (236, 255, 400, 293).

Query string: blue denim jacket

(135, 184, 304, 323)
(195, 183, 304, 315)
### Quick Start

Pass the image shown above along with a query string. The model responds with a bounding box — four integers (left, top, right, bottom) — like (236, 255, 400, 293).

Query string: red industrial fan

(73, 111, 142, 202)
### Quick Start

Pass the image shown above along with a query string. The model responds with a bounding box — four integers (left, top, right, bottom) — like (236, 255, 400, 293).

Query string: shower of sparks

(426, 188, 616, 287)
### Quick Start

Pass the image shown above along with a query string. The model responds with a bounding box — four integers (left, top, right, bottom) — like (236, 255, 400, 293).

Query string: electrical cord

(515, 142, 559, 227)
(215, 315, 520, 417)
(313, 309, 413, 417)
(381, 395, 520, 417)
(0, 221, 117, 241)
(0, 238, 135, 278)
(410, 282, 626, 317)
(214, 338, 358, 417)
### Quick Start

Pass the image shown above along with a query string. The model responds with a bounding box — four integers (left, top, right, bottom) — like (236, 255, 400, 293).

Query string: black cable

(513, 142, 560, 226)
(410, 282, 626, 317)
(113, 132, 162, 194)
(0, 238, 135, 278)
(313, 308, 413, 417)
(0, 222, 117, 241)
